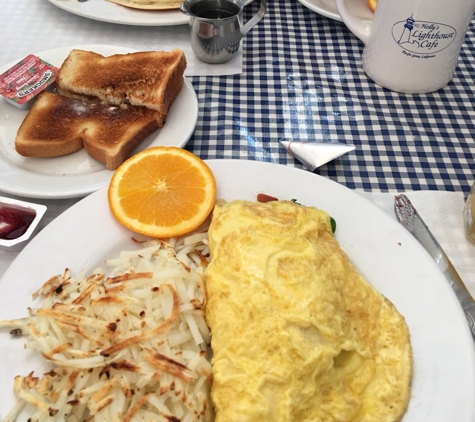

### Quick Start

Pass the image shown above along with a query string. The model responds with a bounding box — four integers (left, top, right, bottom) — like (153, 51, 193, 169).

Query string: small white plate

(47, 0, 189, 26)
(0, 45, 198, 199)
(0, 160, 474, 421)
(298, 0, 373, 22)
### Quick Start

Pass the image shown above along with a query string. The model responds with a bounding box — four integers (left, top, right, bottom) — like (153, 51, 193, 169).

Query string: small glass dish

(0, 196, 47, 252)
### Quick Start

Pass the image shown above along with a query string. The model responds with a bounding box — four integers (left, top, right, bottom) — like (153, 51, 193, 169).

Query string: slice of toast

(56, 49, 186, 115)
(15, 91, 163, 170)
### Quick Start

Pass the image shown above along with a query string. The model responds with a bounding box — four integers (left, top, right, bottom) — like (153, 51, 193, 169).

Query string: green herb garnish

(330, 217, 337, 233)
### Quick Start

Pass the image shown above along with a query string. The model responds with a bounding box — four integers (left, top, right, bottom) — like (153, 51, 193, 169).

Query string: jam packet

(0, 54, 58, 110)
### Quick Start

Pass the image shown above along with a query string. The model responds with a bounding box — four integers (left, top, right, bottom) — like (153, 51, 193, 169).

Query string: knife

(394, 194, 475, 341)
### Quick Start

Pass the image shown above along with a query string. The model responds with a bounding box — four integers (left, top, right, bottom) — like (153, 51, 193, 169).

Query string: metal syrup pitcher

(180, 0, 267, 64)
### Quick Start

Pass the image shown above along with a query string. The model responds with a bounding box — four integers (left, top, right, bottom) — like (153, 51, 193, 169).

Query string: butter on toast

(56, 49, 186, 115)
(15, 91, 163, 170)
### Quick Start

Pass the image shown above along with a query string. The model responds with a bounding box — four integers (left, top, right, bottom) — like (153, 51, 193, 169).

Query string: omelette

(205, 200, 413, 422)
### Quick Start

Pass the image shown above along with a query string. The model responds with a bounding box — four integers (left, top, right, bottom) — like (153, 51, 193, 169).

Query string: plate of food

(0, 45, 198, 199)
(47, 0, 189, 26)
(298, 0, 374, 22)
(0, 159, 474, 421)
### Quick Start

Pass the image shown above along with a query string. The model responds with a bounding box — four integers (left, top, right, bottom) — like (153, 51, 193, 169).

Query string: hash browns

(0, 235, 212, 422)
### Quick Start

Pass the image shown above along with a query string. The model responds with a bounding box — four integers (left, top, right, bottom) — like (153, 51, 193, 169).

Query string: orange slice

(367, 0, 377, 12)
(108, 146, 217, 238)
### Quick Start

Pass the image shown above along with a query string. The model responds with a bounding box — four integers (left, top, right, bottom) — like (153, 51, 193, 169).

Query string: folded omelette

(205, 200, 412, 422)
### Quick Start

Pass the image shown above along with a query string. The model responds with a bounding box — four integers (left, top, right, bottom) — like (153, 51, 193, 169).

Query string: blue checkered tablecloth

(188, 0, 475, 194)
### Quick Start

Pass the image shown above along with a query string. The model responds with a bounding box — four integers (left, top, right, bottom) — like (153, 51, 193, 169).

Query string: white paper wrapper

(281, 140, 355, 171)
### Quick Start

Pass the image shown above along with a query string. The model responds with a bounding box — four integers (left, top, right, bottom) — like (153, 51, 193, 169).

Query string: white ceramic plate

(46, 0, 254, 26)
(298, 0, 373, 22)
(0, 45, 198, 199)
(47, 0, 189, 26)
(0, 160, 474, 420)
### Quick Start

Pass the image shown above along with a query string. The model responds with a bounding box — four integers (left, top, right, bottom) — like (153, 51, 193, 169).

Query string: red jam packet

(0, 54, 58, 110)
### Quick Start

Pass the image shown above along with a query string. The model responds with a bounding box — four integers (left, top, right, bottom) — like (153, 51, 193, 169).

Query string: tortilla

(106, 0, 182, 11)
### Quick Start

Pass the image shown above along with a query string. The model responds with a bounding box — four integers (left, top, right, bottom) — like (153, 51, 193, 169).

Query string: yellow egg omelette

(205, 200, 413, 422)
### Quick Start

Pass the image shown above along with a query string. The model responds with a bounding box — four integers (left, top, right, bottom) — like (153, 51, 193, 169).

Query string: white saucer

(47, 0, 189, 26)
(298, 0, 373, 23)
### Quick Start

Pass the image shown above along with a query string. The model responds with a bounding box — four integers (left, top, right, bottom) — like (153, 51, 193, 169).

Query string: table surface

(198, 0, 475, 194)
(0, 0, 474, 273)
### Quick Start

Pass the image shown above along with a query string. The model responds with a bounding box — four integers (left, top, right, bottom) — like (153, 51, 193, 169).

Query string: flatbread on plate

(106, 0, 182, 10)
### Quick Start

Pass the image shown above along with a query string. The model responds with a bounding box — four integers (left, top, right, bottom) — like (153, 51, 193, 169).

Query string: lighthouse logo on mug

(392, 16, 457, 55)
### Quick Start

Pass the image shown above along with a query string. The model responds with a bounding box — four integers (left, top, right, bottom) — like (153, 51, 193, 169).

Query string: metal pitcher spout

(179, 0, 193, 17)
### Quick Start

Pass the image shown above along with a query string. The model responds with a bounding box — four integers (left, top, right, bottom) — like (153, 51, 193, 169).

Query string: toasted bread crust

(84, 119, 159, 170)
(15, 91, 162, 170)
(56, 49, 186, 115)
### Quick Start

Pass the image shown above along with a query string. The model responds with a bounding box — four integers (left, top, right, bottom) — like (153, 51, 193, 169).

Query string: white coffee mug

(335, 0, 475, 93)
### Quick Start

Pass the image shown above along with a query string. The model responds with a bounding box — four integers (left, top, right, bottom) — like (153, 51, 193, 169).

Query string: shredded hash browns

(0, 234, 212, 422)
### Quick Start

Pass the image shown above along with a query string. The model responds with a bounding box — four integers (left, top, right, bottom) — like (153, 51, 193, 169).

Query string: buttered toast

(56, 49, 186, 115)
(15, 91, 163, 170)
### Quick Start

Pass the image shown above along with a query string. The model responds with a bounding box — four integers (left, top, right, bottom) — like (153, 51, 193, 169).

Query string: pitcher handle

(241, 0, 267, 36)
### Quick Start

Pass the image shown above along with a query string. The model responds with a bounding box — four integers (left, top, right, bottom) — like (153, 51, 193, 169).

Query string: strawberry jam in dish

(0, 55, 58, 110)
(0, 197, 47, 251)
(0, 203, 37, 240)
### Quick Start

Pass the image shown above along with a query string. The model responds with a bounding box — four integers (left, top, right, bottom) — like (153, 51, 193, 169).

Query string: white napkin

(281, 140, 355, 171)
(358, 191, 475, 297)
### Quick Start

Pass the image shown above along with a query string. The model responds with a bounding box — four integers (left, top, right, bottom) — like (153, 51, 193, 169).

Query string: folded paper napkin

(281, 140, 355, 171)
(359, 191, 475, 298)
